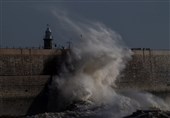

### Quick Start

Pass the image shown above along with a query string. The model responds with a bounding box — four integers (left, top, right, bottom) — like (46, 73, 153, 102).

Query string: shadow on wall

(26, 78, 50, 115)
(26, 49, 72, 115)
(43, 49, 71, 76)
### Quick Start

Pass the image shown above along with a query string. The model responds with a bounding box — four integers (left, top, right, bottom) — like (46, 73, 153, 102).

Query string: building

(43, 24, 53, 49)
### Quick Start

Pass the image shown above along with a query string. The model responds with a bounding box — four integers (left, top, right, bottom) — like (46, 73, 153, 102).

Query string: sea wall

(0, 75, 50, 116)
(0, 49, 64, 75)
(117, 49, 170, 92)
(0, 49, 66, 116)
(0, 48, 169, 116)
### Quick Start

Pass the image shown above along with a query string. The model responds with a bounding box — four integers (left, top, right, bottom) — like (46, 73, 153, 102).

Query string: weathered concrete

(0, 75, 50, 116)
(0, 48, 169, 116)
(0, 49, 66, 75)
(0, 49, 70, 116)
(117, 49, 170, 92)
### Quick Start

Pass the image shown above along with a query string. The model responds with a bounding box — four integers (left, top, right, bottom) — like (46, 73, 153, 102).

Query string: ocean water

(24, 91, 170, 118)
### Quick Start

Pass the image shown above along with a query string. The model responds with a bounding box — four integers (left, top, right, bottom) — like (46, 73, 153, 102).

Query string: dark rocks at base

(0, 115, 23, 118)
(124, 109, 170, 118)
(21, 109, 170, 118)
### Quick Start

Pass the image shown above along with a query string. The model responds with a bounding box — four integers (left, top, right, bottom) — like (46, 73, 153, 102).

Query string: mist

(47, 9, 170, 118)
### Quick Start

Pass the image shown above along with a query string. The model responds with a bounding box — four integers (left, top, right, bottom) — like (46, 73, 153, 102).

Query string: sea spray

(46, 10, 170, 118)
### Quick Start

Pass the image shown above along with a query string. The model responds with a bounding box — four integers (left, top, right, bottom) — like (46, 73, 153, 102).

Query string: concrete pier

(0, 48, 169, 116)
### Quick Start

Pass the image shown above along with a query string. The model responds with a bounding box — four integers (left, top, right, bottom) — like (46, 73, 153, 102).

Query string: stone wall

(0, 49, 169, 80)
(0, 75, 50, 116)
(0, 48, 169, 116)
(0, 49, 67, 116)
(117, 49, 170, 91)
(0, 49, 64, 75)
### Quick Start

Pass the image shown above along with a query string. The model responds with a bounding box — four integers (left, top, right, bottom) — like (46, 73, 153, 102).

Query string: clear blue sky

(0, 0, 169, 49)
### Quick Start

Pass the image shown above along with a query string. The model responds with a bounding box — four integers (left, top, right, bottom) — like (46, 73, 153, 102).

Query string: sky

(0, 0, 169, 49)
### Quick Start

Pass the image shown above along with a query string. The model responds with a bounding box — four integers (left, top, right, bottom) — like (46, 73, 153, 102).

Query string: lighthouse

(43, 24, 53, 49)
